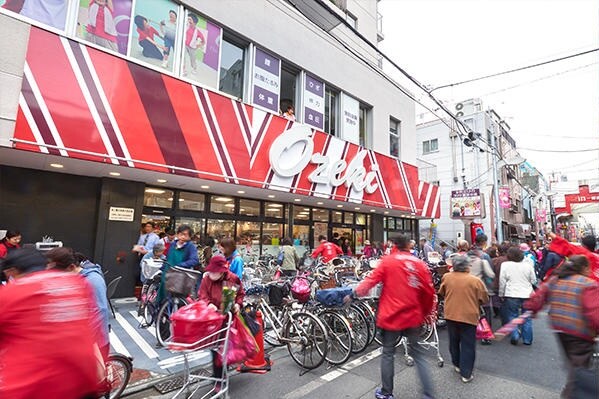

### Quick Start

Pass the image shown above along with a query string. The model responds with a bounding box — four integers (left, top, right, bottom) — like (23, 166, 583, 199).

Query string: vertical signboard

(252, 47, 280, 113)
(499, 186, 510, 209)
(340, 92, 359, 144)
(303, 73, 325, 130)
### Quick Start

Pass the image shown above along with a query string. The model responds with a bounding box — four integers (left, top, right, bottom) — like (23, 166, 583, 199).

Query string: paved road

(122, 308, 575, 399)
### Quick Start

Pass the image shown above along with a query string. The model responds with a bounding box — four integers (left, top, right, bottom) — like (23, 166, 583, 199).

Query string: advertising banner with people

(129, 0, 179, 72)
(302, 73, 324, 130)
(251, 47, 280, 113)
(76, 0, 132, 55)
(450, 189, 484, 219)
(181, 10, 221, 89)
(1, 0, 69, 30)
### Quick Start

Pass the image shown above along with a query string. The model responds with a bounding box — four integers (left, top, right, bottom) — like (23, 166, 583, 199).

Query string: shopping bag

(291, 276, 311, 303)
(475, 317, 494, 340)
(170, 300, 225, 349)
(225, 314, 259, 365)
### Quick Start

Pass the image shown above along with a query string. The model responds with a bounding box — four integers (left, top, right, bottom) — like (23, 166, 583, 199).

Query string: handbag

(165, 267, 198, 296)
(475, 310, 494, 340)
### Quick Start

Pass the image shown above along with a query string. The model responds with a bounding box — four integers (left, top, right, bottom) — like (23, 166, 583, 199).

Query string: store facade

(0, 3, 439, 296)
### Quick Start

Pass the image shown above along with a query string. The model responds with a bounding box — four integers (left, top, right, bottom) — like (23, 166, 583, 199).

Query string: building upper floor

(0, 0, 414, 164)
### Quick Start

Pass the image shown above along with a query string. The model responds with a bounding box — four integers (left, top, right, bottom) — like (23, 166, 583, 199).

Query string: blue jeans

(502, 297, 533, 344)
(380, 328, 434, 397)
(446, 320, 476, 378)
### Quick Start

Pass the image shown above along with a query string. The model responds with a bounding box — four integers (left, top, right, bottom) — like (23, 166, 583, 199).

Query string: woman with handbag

(279, 237, 300, 277)
(438, 255, 489, 383)
(524, 255, 599, 399)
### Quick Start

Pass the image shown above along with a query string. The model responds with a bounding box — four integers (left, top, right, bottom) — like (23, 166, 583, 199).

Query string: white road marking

(109, 329, 131, 357)
(128, 311, 157, 339)
(158, 351, 212, 369)
(321, 369, 347, 381)
(115, 313, 159, 359)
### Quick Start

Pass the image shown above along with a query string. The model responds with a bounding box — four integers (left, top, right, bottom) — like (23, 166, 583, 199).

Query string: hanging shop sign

(302, 74, 325, 130)
(251, 47, 280, 113)
(450, 188, 485, 219)
(499, 187, 510, 209)
(269, 125, 379, 194)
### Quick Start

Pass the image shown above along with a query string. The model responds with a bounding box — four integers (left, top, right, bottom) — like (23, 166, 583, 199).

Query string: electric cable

(519, 147, 599, 153)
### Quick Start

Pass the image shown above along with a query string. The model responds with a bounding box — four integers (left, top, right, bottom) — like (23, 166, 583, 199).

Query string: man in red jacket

(0, 248, 102, 399)
(311, 235, 343, 263)
(347, 235, 436, 399)
(549, 232, 599, 282)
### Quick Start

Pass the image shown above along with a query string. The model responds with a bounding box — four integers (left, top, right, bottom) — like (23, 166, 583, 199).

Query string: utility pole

(492, 133, 503, 242)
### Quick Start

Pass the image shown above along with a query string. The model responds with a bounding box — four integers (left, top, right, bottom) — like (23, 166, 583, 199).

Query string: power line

(429, 48, 599, 92)
(519, 147, 599, 153)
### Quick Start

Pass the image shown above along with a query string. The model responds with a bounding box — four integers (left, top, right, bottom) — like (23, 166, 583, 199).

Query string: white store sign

(108, 207, 135, 222)
(340, 93, 360, 145)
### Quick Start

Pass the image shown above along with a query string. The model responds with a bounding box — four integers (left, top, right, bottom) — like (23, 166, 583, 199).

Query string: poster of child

(76, 0, 131, 55)
(1, 0, 68, 30)
(130, 0, 178, 71)
(181, 10, 221, 89)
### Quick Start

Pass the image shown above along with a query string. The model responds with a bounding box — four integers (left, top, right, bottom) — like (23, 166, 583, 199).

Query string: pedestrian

(279, 237, 300, 277)
(419, 237, 433, 260)
(133, 221, 160, 257)
(341, 237, 352, 256)
(524, 255, 599, 399)
(140, 242, 166, 283)
(440, 242, 452, 261)
(331, 232, 341, 247)
(468, 236, 495, 343)
(362, 240, 374, 258)
(346, 234, 436, 399)
(491, 242, 511, 318)
(0, 248, 103, 399)
(46, 247, 110, 361)
(0, 230, 21, 259)
(409, 239, 418, 257)
(520, 242, 538, 274)
(438, 255, 489, 383)
(219, 236, 244, 280)
(538, 237, 564, 281)
(198, 235, 215, 271)
(198, 255, 245, 392)
(549, 232, 599, 282)
(161, 229, 176, 254)
(499, 246, 537, 345)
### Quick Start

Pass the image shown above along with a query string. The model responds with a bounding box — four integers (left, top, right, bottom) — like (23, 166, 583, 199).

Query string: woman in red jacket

(0, 230, 21, 259)
(198, 255, 244, 390)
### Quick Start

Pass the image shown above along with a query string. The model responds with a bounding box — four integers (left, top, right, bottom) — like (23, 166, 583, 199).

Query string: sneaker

(461, 375, 474, 383)
(454, 366, 460, 373)
(510, 338, 519, 346)
(481, 339, 492, 345)
(375, 388, 394, 399)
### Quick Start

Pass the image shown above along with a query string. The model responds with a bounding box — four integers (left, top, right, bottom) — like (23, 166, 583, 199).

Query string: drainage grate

(153, 369, 210, 394)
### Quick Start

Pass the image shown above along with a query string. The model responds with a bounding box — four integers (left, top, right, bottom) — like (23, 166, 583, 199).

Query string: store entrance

(332, 226, 353, 255)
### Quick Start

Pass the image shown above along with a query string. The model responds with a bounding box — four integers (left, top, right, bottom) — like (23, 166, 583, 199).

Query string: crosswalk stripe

(128, 311, 157, 340)
(115, 313, 160, 359)
(158, 351, 212, 369)
(109, 329, 131, 358)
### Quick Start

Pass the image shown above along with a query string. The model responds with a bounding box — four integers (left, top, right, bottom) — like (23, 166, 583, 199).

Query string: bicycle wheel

(155, 296, 188, 346)
(262, 305, 285, 347)
(319, 310, 352, 365)
(347, 305, 370, 354)
(142, 283, 159, 326)
(105, 354, 132, 399)
(354, 301, 376, 346)
(285, 312, 328, 370)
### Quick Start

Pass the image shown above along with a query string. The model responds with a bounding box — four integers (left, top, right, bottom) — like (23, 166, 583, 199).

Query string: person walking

(468, 236, 495, 344)
(279, 237, 300, 277)
(525, 255, 599, 398)
(133, 222, 160, 257)
(346, 234, 436, 399)
(219, 237, 244, 280)
(491, 242, 510, 319)
(499, 246, 537, 345)
(438, 255, 489, 383)
(362, 240, 375, 258)
(311, 235, 343, 264)
(0, 230, 21, 259)
(549, 232, 599, 282)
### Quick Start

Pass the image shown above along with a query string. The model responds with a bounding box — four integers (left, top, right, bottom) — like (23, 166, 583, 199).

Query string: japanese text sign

(303, 74, 325, 130)
(252, 47, 280, 113)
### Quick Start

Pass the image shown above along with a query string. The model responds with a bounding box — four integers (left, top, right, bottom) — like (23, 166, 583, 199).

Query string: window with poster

(385, 216, 417, 243)
(263, 223, 284, 256)
(236, 221, 260, 260)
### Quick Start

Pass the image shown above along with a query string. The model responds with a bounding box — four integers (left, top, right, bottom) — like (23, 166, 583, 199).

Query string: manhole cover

(154, 369, 210, 394)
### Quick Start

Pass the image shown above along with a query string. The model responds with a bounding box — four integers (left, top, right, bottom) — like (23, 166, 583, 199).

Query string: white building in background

(416, 99, 543, 246)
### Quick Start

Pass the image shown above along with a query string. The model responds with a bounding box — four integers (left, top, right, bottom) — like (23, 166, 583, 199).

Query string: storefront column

(286, 204, 294, 239)
(93, 178, 146, 298)
(370, 213, 384, 244)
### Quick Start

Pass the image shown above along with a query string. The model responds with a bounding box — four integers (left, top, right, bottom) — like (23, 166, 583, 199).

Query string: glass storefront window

(178, 191, 205, 211)
(343, 212, 354, 225)
(144, 187, 174, 208)
(313, 208, 329, 222)
(236, 221, 260, 259)
(332, 211, 343, 223)
(207, 219, 235, 241)
(265, 202, 284, 219)
(263, 223, 284, 256)
(176, 217, 205, 239)
(239, 199, 260, 216)
(355, 228, 365, 254)
(211, 195, 235, 214)
(141, 215, 171, 233)
(294, 207, 311, 221)
(356, 213, 366, 225)
(219, 39, 244, 99)
(294, 224, 311, 256)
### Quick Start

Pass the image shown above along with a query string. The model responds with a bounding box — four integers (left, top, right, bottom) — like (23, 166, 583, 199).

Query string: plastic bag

(225, 314, 258, 365)
(170, 300, 225, 349)
(475, 317, 494, 340)
(316, 287, 353, 307)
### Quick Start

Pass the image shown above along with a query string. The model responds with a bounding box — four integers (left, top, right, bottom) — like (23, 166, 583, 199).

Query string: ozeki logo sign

(269, 125, 379, 194)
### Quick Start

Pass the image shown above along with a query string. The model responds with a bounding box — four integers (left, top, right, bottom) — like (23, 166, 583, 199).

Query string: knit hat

(205, 255, 228, 273)
(519, 243, 530, 252)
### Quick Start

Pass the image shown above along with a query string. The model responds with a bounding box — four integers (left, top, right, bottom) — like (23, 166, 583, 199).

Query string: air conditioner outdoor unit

(455, 99, 482, 119)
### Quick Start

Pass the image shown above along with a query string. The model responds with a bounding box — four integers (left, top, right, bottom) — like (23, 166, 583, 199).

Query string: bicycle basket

(316, 287, 352, 308)
(142, 258, 163, 280)
(165, 267, 198, 296)
(268, 282, 289, 306)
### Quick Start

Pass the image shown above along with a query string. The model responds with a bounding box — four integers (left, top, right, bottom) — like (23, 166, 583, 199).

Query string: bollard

(238, 310, 272, 374)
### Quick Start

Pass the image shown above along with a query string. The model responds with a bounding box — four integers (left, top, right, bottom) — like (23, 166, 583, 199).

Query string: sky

(379, 0, 599, 184)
